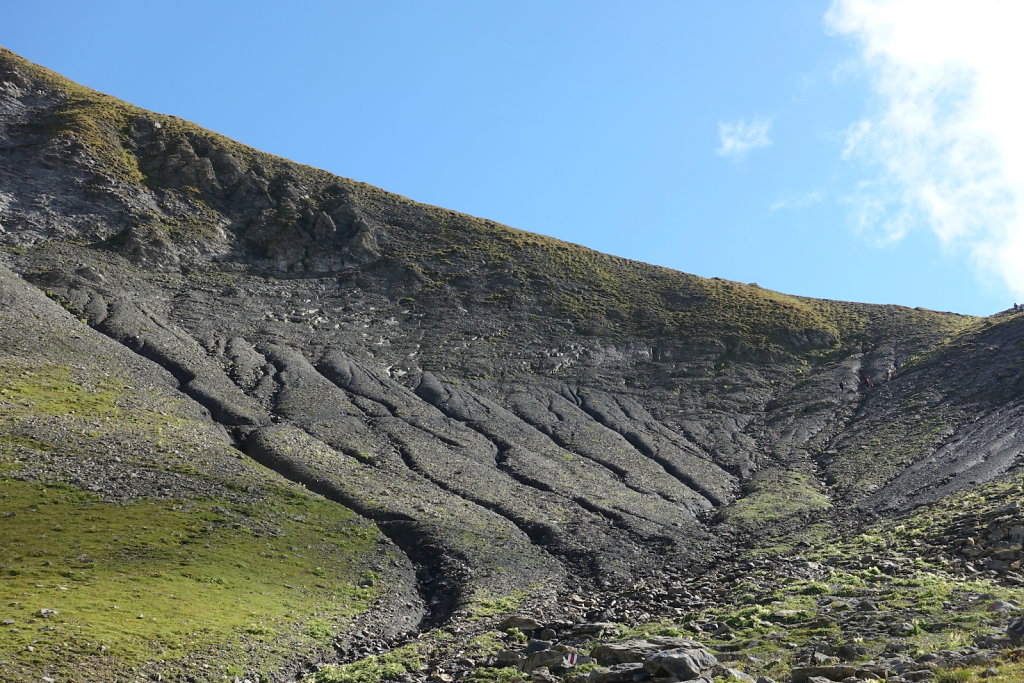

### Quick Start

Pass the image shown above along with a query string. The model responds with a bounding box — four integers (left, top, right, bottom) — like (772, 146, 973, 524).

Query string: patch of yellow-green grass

(309, 630, 510, 683)
(613, 561, 1024, 681)
(719, 468, 831, 529)
(0, 479, 381, 681)
(465, 667, 528, 683)
(372, 190, 976, 355)
(0, 362, 120, 419)
(748, 521, 835, 558)
(467, 590, 530, 619)
(930, 656, 1024, 683)
(308, 641, 425, 683)
(0, 358, 263, 482)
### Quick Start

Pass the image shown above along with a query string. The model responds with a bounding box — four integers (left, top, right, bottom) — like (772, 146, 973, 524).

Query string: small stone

(487, 650, 523, 668)
(36, 608, 58, 619)
(810, 651, 839, 665)
(521, 649, 565, 674)
(525, 639, 552, 654)
(529, 666, 559, 683)
(500, 615, 543, 631)
(711, 664, 755, 682)
(586, 663, 646, 683)
(987, 600, 1018, 613)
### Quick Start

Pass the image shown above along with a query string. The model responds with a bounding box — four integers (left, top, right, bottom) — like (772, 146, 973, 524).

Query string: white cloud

(770, 190, 824, 212)
(717, 117, 773, 159)
(826, 0, 1024, 298)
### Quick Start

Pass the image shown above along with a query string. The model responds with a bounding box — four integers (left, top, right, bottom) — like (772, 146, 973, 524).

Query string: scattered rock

(502, 616, 545, 632)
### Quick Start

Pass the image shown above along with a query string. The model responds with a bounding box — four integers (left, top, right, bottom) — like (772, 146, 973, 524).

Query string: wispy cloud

(770, 190, 824, 212)
(717, 117, 773, 159)
(826, 0, 1024, 297)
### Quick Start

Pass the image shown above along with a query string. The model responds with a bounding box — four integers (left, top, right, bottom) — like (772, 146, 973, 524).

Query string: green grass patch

(466, 667, 527, 682)
(468, 590, 530, 618)
(0, 362, 120, 419)
(719, 468, 831, 529)
(0, 479, 382, 680)
(308, 642, 424, 682)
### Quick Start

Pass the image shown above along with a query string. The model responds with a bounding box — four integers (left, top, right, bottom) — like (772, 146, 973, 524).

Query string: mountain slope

(2, 47, 1024, 681)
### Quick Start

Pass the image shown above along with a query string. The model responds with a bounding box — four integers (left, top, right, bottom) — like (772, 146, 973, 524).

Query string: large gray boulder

(642, 647, 719, 679)
(591, 637, 704, 665)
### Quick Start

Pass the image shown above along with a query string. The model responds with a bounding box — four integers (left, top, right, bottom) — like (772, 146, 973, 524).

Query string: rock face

(3, 48, 1024, 680)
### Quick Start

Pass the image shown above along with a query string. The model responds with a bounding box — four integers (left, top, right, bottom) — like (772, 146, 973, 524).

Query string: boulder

(710, 664, 755, 682)
(1007, 615, 1024, 641)
(521, 649, 592, 674)
(642, 647, 718, 679)
(484, 650, 524, 668)
(790, 666, 882, 682)
(522, 650, 565, 674)
(572, 622, 620, 637)
(585, 663, 648, 683)
(501, 615, 544, 632)
(591, 638, 703, 665)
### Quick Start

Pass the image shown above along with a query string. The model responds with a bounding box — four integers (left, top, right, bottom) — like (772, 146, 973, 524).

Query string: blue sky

(6, 0, 1022, 315)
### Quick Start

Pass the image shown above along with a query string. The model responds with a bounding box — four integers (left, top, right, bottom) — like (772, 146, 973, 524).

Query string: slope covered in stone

(2, 47, 1024, 681)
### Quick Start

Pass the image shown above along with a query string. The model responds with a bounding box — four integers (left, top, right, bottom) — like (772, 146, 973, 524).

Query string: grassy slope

(0, 277, 388, 681)
(363, 190, 977, 349)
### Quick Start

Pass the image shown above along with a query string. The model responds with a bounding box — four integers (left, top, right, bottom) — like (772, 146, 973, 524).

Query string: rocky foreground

(305, 481, 1024, 683)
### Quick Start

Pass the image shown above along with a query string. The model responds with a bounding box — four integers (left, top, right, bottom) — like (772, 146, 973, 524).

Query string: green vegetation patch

(468, 590, 530, 619)
(0, 479, 381, 680)
(466, 667, 529, 683)
(26, 91, 145, 185)
(894, 474, 1024, 545)
(309, 629, 512, 683)
(309, 641, 425, 682)
(615, 566, 1023, 681)
(614, 475, 1024, 681)
(0, 362, 120, 419)
(719, 468, 831, 529)
(0, 357, 262, 482)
